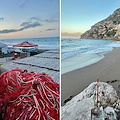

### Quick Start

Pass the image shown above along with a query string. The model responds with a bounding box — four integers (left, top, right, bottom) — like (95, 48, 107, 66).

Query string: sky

(61, 0, 120, 38)
(0, 0, 60, 39)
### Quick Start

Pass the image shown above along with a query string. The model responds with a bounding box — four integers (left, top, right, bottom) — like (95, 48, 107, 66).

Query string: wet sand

(61, 47, 120, 105)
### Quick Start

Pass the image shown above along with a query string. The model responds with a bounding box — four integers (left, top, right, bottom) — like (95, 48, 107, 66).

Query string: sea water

(0, 37, 60, 49)
(61, 38, 120, 74)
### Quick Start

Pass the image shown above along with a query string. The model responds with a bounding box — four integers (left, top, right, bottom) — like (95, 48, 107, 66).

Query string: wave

(61, 39, 120, 60)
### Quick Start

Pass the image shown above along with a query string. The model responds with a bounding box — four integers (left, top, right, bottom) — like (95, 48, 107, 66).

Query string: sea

(0, 37, 60, 50)
(61, 38, 120, 74)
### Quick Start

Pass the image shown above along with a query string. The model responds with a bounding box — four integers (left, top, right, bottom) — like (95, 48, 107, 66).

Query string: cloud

(50, 12, 60, 21)
(20, 0, 29, 8)
(30, 17, 42, 21)
(30, 16, 58, 23)
(0, 18, 4, 21)
(61, 32, 81, 38)
(44, 19, 58, 23)
(0, 15, 58, 34)
(0, 21, 41, 34)
(20, 21, 41, 29)
(20, 21, 31, 27)
(0, 29, 19, 33)
(46, 28, 56, 31)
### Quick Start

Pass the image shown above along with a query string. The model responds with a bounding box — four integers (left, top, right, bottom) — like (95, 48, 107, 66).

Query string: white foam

(61, 53, 104, 74)
(106, 41, 120, 47)
(85, 47, 113, 54)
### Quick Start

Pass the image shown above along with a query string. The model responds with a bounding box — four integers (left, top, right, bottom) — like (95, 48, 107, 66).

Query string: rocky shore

(62, 82, 120, 120)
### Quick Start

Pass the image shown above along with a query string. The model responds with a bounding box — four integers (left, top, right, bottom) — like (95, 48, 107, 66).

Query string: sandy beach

(61, 47, 120, 105)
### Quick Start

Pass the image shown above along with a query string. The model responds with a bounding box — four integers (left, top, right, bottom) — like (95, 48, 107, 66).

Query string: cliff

(81, 8, 120, 40)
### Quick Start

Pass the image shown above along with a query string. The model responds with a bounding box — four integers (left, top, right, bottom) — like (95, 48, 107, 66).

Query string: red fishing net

(0, 68, 60, 120)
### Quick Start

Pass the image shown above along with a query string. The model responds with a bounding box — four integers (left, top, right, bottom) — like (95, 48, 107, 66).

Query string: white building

(0, 42, 8, 54)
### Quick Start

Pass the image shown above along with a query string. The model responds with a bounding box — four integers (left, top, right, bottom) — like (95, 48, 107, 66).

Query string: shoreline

(61, 47, 120, 105)
(61, 38, 120, 74)
(61, 53, 105, 74)
(80, 37, 120, 41)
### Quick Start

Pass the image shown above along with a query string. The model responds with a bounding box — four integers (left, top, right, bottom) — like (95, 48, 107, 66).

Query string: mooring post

(97, 77, 99, 107)
(91, 77, 101, 120)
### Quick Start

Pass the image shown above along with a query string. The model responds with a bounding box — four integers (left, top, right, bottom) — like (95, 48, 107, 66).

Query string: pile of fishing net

(0, 68, 60, 120)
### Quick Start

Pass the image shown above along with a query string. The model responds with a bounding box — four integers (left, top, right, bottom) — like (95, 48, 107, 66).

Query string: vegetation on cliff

(81, 8, 120, 40)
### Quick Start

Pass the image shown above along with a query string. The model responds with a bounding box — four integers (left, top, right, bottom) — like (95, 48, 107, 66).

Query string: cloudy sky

(61, 0, 120, 38)
(0, 0, 59, 39)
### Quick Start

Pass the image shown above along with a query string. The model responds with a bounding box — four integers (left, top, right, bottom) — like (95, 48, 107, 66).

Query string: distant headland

(81, 8, 120, 40)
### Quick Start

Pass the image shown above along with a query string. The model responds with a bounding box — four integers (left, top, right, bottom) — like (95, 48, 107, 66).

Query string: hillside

(81, 8, 120, 40)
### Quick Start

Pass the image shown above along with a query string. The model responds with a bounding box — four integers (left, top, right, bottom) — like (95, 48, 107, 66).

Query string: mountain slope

(81, 8, 120, 40)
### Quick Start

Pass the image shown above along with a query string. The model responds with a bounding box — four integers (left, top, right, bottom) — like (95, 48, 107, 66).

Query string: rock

(62, 82, 120, 120)
(91, 107, 101, 116)
(62, 98, 94, 120)
(100, 99, 108, 108)
(91, 106, 104, 120)
(104, 107, 117, 120)
(64, 96, 73, 104)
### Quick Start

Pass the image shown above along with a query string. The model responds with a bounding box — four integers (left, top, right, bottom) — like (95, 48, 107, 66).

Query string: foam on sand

(62, 53, 104, 74)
